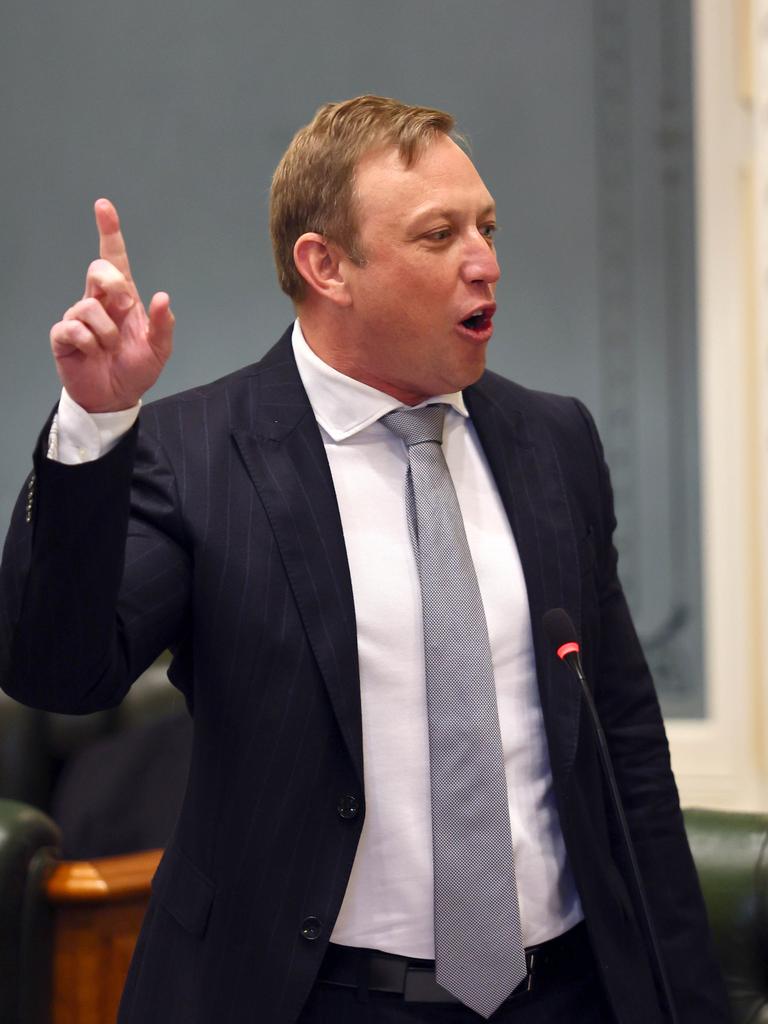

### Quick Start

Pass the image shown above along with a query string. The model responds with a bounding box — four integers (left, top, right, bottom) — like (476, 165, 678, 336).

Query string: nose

(461, 230, 501, 287)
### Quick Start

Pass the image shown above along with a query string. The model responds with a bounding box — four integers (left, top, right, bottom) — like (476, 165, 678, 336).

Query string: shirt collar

(291, 319, 468, 442)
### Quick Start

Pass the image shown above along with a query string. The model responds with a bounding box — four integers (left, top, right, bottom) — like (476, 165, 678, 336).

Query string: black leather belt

(318, 921, 591, 1004)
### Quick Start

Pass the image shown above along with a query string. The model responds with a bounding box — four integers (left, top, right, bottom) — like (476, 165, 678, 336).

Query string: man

(0, 96, 729, 1022)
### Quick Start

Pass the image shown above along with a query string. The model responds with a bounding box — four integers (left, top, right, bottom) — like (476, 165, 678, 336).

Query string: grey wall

(0, 1, 702, 714)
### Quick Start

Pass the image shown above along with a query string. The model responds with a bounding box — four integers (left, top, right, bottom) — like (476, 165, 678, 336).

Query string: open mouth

(459, 305, 495, 333)
(461, 311, 491, 331)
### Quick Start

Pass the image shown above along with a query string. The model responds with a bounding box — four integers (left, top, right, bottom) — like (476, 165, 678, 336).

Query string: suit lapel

(231, 336, 363, 784)
(465, 379, 583, 778)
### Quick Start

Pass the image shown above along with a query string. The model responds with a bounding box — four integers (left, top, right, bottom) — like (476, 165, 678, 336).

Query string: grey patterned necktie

(381, 404, 527, 1019)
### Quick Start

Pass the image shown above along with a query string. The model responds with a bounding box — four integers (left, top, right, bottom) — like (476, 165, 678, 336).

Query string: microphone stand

(546, 610, 680, 1024)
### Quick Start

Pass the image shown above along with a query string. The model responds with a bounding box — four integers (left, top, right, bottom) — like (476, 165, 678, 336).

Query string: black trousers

(297, 941, 616, 1023)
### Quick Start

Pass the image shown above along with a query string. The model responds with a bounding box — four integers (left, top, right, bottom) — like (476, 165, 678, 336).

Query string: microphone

(543, 608, 680, 1024)
(542, 607, 585, 676)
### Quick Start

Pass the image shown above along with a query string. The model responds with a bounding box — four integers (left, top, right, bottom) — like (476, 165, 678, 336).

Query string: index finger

(94, 198, 134, 281)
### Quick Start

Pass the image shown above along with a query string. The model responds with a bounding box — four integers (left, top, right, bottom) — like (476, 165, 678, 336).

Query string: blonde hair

(270, 95, 460, 301)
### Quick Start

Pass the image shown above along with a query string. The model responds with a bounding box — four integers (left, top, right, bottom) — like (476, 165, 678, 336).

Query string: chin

(453, 358, 487, 392)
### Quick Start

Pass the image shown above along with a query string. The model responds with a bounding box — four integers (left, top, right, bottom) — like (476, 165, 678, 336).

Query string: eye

(479, 223, 498, 242)
(425, 227, 452, 242)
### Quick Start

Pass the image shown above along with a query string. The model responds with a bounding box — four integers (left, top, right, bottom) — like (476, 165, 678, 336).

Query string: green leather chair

(0, 799, 60, 1024)
(0, 654, 179, 812)
(684, 808, 768, 1023)
(0, 800, 764, 1022)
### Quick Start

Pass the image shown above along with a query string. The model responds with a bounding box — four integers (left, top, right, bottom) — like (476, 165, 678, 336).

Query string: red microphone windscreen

(542, 608, 579, 654)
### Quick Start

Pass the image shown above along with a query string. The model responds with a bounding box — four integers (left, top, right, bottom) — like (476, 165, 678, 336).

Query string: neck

(296, 310, 431, 406)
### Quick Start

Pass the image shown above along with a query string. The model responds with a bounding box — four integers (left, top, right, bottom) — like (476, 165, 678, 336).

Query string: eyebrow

(407, 202, 497, 230)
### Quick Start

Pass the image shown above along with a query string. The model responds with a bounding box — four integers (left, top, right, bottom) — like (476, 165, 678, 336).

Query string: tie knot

(381, 404, 447, 447)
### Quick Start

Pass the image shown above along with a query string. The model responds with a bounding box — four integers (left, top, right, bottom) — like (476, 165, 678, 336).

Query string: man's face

(339, 134, 500, 404)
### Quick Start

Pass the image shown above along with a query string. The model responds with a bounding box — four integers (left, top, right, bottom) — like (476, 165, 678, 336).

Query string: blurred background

(0, 0, 765, 831)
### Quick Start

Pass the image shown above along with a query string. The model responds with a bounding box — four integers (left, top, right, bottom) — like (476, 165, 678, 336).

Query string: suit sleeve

(572, 398, 731, 1023)
(0, 412, 192, 714)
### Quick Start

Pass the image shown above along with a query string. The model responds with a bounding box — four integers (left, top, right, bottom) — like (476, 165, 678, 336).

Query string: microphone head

(542, 608, 580, 659)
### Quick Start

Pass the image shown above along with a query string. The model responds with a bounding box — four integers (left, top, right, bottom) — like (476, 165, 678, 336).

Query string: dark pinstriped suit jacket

(0, 327, 728, 1023)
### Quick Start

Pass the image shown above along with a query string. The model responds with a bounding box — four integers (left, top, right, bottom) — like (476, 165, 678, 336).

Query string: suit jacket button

(337, 795, 360, 820)
(301, 917, 323, 941)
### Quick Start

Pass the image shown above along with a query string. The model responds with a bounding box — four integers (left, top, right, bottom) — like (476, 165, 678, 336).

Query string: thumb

(147, 292, 175, 365)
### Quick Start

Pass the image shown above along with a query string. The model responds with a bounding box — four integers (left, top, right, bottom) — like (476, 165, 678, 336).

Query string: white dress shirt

(48, 386, 140, 463)
(50, 320, 583, 956)
(290, 322, 582, 955)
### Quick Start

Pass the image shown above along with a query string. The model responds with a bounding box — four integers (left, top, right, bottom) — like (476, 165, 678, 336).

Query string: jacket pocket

(152, 843, 216, 938)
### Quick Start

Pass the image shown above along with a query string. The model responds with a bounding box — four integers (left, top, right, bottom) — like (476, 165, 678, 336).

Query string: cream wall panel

(673, 0, 768, 810)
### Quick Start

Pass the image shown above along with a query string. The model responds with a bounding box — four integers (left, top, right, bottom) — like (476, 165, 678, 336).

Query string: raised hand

(49, 199, 175, 412)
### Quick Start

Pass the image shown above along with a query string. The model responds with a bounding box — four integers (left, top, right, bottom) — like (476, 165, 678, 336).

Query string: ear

(293, 233, 353, 307)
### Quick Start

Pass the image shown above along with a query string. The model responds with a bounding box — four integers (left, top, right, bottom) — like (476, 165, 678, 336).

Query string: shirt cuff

(48, 388, 141, 465)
